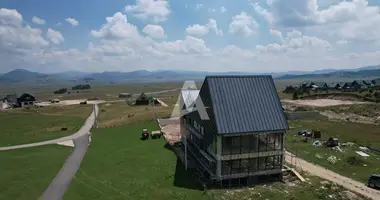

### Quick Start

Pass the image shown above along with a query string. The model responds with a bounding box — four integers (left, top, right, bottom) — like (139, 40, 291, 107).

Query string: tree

(54, 88, 68, 94)
(293, 92, 299, 100)
(72, 84, 91, 90)
(374, 91, 380, 99)
(283, 85, 296, 93)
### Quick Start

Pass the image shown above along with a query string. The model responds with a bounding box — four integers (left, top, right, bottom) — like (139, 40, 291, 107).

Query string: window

(200, 126, 204, 135)
(194, 121, 198, 129)
(231, 160, 241, 174)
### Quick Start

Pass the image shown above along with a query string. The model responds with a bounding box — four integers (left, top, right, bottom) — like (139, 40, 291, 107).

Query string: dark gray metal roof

(205, 75, 289, 134)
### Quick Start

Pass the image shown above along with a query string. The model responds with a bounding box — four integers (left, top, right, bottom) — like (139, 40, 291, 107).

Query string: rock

(342, 190, 358, 200)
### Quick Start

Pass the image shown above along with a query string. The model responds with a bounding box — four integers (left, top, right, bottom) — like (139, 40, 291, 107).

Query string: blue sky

(0, 0, 380, 73)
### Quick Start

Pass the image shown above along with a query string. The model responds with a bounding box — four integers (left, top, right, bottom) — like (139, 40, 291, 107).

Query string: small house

(118, 93, 132, 98)
(2, 94, 18, 108)
(312, 82, 328, 90)
(328, 83, 341, 90)
(135, 93, 159, 105)
(18, 93, 36, 107)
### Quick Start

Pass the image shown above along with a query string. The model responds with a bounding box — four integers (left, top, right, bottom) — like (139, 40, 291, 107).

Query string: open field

(0, 145, 72, 200)
(286, 120, 380, 183)
(0, 82, 186, 102)
(63, 122, 369, 200)
(0, 105, 91, 146)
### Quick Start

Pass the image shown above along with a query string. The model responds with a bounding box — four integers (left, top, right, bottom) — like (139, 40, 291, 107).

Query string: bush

(292, 92, 299, 100)
(53, 88, 67, 94)
(374, 92, 380, 99)
(72, 84, 91, 90)
(283, 85, 296, 93)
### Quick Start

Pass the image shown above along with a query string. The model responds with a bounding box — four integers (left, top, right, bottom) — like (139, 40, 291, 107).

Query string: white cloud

(56, 22, 62, 26)
(46, 28, 64, 44)
(142, 24, 165, 39)
(257, 30, 332, 54)
(336, 40, 348, 45)
(252, 2, 274, 24)
(2, 9, 380, 75)
(220, 6, 227, 13)
(186, 24, 209, 36)
(208, 8, 216, 13)
(269, 29, 282, 38)
(186, 18, 223, 36)
(90, 12, 140, 39)
(228, 12, 259, 37)
(125, 0, 171, 23)
(66, 17, 79, 26)
(195, 4, 203, 10)
(0, 8, 22, 26)
(0, 8, 49, 49)
(32, 16, 46, 25)
(253, 0, 380, 44)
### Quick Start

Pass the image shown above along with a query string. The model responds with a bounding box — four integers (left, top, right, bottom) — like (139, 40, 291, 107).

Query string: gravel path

(285, 151, 380, 200)
(40, 134, 90, 200)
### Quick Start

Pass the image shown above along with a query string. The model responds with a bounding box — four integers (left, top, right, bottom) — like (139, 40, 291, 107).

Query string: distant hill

(0, 69, 47, 83)
(1, 64, 380, 84)
(277, 67, 380, 80)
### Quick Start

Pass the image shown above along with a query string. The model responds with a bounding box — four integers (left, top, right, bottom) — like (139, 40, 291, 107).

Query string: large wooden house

(179, 76, 289, 186)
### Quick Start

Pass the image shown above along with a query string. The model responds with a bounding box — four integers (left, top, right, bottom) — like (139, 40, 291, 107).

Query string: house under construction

(174, 75, 289, 187)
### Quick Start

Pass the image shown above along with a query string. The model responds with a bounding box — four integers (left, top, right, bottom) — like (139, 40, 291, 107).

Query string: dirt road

(285, 151, 380, 200)
(282, 99, 369, 107)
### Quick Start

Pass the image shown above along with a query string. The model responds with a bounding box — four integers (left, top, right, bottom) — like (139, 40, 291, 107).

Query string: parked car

(368, 174, 380, 189)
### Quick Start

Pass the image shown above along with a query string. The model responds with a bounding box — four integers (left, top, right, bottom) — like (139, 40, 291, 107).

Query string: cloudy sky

(1, 0, 380, 73)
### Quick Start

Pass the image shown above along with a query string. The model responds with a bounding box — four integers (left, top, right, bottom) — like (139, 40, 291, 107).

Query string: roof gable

(204, 75, 289, 134)
(181, 90, 199, 109)
(136, 93, 148, 100)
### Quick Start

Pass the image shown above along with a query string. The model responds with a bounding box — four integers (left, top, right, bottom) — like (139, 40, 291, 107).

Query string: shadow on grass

(173, 158, 204, 191)
(163, 143, 204, 191)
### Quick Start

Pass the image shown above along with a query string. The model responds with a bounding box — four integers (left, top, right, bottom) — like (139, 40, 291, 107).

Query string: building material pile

(161, 124, 181, 145)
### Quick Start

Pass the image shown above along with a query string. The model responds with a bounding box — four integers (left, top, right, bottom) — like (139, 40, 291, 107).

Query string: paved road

(0, 104, 99, 151)
(40, 134, 90, 200)
(285, 151, 380, 200)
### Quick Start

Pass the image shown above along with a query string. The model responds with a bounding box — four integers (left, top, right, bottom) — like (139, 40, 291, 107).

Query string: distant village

(284, 78, 380, 94)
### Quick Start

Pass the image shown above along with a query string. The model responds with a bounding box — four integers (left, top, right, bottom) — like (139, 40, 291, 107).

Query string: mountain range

(1, 64, 379, 84)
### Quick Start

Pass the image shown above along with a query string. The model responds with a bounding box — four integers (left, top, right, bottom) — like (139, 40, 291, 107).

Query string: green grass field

(0, 105, 91, 146)
(63, 121, 368, 200)
(286, 120, 380, 183)
(0, 145, 72, 200)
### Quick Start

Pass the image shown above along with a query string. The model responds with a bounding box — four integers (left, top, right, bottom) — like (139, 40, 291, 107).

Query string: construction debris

(327, 156, 337, 164)
(355, 151, 370, 157)
(341, 142, 355, 147)
(312, 140, 322, 146)
(332, 146, 343, 152)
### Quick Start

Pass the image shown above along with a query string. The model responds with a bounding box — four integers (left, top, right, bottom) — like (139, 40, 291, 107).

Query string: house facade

(2, 93, 36, 108)
(180, 76, 289, 185)
(18, 93, 36, 107)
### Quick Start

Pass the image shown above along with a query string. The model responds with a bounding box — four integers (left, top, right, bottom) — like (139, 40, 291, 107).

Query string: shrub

(53, 88, 67, 94)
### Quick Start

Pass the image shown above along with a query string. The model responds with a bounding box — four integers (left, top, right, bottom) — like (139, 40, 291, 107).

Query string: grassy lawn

(64, 121, 368, 200)
(0, 145, 72, 200)
(64, 121, 213, 200)
(98, 101, 173, 128)
(0, 105, 91, 146)
(286, 120, 380, 183)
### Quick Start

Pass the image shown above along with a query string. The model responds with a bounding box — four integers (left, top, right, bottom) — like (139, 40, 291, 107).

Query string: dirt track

(285, 151, 380, 200)
(282, 99, 369, 107)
